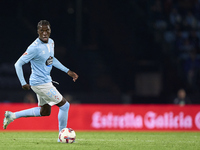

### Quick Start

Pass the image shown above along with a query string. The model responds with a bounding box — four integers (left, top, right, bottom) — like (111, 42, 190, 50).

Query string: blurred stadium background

(1, 0, 200, 104)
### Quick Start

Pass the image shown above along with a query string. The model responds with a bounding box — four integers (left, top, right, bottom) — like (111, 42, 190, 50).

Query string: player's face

(37, 25, 51, 43)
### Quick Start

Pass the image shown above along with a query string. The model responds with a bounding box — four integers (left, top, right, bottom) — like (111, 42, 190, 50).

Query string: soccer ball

(58, 128, 76, 143)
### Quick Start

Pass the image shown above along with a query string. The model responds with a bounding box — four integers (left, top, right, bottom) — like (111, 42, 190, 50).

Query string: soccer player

(3, 20, 78, 142)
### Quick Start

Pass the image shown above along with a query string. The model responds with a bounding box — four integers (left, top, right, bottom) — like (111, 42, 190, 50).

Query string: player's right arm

(14, 58, 27, 88)
(14, 46, 37, 90)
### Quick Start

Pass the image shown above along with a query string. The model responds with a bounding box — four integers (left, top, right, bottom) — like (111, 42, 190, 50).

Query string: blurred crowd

(150, 0, 200, 103)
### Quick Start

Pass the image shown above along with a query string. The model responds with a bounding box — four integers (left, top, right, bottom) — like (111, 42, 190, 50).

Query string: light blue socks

(14, 102, 69, 130)
(58, 101, 70, 132)
(13, 102, 70, 143)
(15, 107, 41, 119)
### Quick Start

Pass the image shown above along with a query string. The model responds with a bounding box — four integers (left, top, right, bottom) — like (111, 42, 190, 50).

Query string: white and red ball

(59, 128, 76, 143)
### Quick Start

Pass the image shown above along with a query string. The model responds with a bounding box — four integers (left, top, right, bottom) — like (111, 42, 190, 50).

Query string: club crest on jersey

(46, 56, 53, 66)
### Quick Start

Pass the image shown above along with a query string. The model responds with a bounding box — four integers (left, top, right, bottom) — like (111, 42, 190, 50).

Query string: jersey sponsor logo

(46, 56, 53, 66)
(23, 52, 28, 56)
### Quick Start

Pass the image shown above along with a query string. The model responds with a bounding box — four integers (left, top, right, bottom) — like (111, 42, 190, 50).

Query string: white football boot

(3, 111, 14, 129)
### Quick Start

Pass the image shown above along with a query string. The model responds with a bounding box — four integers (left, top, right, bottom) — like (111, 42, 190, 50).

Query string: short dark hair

(37, 20, 50, 29)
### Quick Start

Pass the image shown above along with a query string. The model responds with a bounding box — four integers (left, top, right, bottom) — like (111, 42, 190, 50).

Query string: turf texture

(0, 131, 200, 150)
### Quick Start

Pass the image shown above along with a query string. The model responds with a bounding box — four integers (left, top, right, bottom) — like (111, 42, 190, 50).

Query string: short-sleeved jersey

(20, 38, 55, 86)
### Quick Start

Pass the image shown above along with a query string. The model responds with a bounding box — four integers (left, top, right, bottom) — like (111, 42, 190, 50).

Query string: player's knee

(56, 97, 70, 108)
(40, 111, 51, 116)
(40, 105, 51, 116)
(58, 100, 70, 111)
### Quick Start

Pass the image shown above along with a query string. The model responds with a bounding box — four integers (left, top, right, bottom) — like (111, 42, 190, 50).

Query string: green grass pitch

(0, 131, 200, 150)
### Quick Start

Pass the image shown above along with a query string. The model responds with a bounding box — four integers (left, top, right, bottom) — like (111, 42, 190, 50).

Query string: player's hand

(67, 70, 79, 82)
(22, 84, 31, 90)
(72, 72, 79, 82)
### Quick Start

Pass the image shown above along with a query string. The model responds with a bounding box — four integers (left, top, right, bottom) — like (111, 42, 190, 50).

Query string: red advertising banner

(0, 103, 200, 131)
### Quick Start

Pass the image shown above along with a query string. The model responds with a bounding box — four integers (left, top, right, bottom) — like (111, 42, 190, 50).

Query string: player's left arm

(67, 70, 78, 82)
(53, 57, 78, 82)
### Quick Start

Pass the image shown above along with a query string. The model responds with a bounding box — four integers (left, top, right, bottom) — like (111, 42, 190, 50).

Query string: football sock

(15, 107, 41, 119)
(58, 101, 70, 132)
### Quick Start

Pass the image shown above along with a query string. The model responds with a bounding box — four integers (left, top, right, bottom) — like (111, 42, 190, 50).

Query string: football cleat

(3, 111, 14, 129)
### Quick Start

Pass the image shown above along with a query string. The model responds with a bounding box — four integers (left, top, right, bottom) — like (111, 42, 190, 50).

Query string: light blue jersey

(15, 38, 69, 86)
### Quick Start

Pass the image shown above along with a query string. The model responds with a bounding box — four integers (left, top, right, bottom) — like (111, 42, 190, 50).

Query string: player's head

(37, 20, 51, 43)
